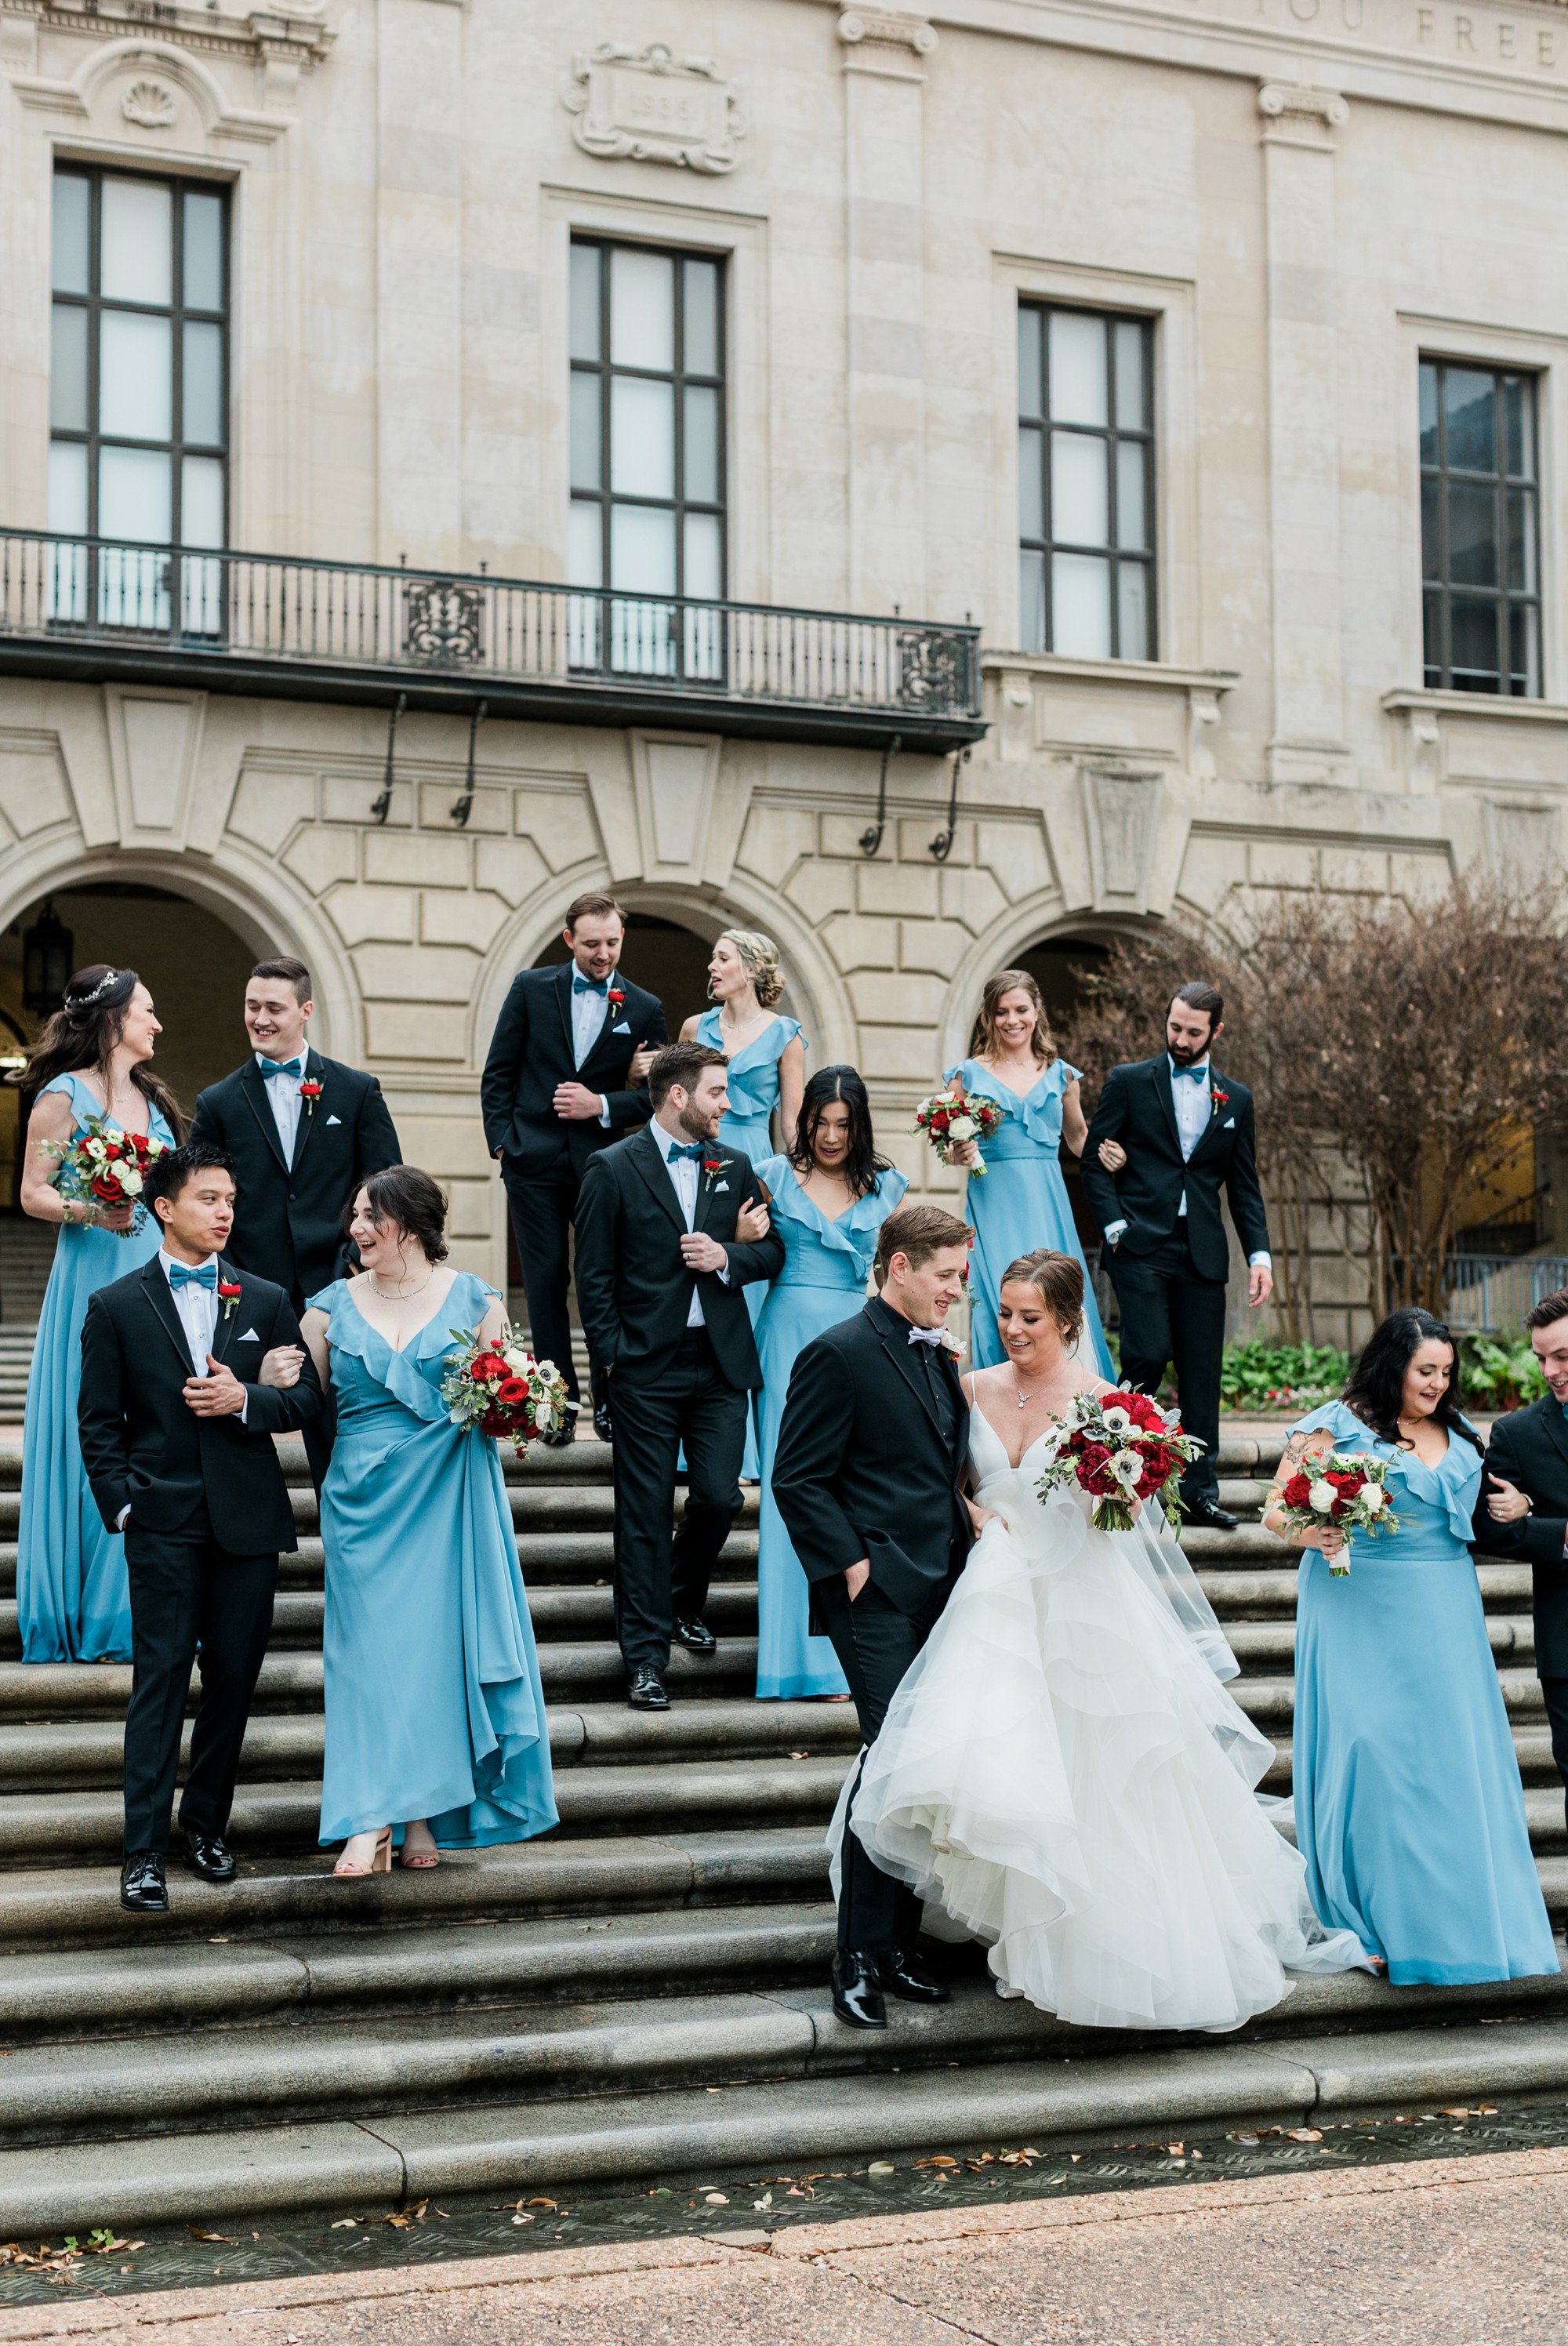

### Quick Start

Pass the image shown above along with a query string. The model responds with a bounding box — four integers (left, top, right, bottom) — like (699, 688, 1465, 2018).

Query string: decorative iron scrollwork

(404, 579, 485, 666)
(895, 628, 972, 714)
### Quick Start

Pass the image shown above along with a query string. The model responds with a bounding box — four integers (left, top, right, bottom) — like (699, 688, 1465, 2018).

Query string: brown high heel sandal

(332, 1828, 392, 1878)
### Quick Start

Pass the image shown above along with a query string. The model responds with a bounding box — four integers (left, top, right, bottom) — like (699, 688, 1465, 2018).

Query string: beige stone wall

(2, 0, 1566, 1328)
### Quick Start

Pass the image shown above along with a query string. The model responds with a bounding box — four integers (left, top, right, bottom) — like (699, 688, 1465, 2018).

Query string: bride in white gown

(837, 1249, 1368, 2032)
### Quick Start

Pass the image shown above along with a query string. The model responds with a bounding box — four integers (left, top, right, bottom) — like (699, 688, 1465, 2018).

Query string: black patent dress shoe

(832, 1949, 887, 2030)
(120, 1850, 169, 1914)
(539, 1419, 575, 1450)
(1181, 1496, 1238, 1532)
(877, 1948, 949, 2003)
(673, 1616, 717, 1654)
(627, 1665, 670, 1710)
(593, 1399, 614, 1445)
(178, 1828, 238, 1884)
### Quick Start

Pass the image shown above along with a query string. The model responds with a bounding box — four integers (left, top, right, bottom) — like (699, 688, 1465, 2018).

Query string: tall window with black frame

(47, 167, 229, 634)
(1419, 360, 1541, 696)
(568, 238, 726, 682)
(1018, 304, 1156, 663)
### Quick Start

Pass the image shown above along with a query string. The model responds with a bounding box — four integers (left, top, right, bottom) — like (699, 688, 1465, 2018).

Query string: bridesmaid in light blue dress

(946, 970, 1113, 1382)
(1268, 1308, 1556, 1986)
(299, 1167, 556, 1875)
(680, 929, 806, 1479)
(15, 969, 179, 1662)
(752, 1067, 907, 1699)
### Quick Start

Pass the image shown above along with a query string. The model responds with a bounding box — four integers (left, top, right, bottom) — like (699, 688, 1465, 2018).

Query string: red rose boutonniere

(298, 1080, 323, 1117)
(606, 986, 625, 1014)
(702, 1157, 725, 1190)
(217, 1280, 243, 1322)
(1210, 1085, 1230, 1116)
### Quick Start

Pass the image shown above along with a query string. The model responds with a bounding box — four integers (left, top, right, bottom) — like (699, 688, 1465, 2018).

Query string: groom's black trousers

(1108, 1232, 1226, 1507)
(610, 1329, 746, 1673)
(122, 1503, 278, 1855)
(815, 1575, 939, 1956)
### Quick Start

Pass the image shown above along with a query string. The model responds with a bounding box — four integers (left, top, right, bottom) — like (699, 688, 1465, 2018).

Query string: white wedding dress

(835, 1407, 1368, 2032)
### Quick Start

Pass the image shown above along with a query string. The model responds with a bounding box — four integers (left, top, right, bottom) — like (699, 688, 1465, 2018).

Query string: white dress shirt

(256, 1051, 305, 1162)
(116, 1251, 245, 1528)
(1103, 1056, 1269, 1266)
(568, 976, 615, 1127)
(651, 1118, 731, 1328)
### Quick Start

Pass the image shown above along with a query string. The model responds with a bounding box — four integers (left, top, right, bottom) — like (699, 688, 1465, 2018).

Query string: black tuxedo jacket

(187, 1048, 401, 1303)
(1081, 1057, 1269, 1284)
(78, 1258, 324, 1555)
(572, 1126, 784, 1391)
(480, 964, 667, 1175)
(771, 1296, 973, 1622)
(1474, 1397, 1568, 1677)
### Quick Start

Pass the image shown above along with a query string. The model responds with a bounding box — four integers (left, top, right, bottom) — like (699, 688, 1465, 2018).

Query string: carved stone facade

(2, 0, 1566, 1336)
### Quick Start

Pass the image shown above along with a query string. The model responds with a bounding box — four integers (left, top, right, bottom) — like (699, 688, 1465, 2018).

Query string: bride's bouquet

(43, 1116, 171, 1237)
(913, 1080, 1004, 1176)
(1033, 1388, 1202, 1532)
(441, 1322, 571, 1455)
(1275, 1451, 1397, 1577)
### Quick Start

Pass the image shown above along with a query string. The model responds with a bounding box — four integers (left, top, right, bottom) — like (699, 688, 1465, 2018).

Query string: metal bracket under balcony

(0, 534, 986, 755)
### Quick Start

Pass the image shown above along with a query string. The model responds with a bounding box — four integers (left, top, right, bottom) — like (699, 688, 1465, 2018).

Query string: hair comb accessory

(67, 968, 122, 1008)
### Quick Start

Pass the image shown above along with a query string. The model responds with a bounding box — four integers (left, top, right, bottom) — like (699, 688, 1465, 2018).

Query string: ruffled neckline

(755, 1157, 907, 1274)
(699, 1008, 804, 1072)
(949, 1058, 1076, 1149)
(47, 1070, 174, 1146)
(310, 1272, 499, 1424)
(1290, 1398, 1483, 1542)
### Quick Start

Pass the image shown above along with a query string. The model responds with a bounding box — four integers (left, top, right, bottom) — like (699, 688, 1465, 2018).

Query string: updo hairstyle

(347, 1164, 451, 1263)
(1000, 1248, 1085, 1350)
(715, 928, 786, 1009)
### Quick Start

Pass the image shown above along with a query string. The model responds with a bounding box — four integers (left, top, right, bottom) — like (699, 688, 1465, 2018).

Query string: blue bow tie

(1172, 1062, 1209, 1084)
(572, 974, 608, 997)
(668, 1141, 707, 1162)
(169, 1260, 219, 1293)
(258, 1055, 305, 1080)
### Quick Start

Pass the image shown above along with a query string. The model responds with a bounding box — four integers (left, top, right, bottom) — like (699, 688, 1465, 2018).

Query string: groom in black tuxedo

(1082, 982, 1272, 1530)
(772, 1204, 976, 2032)
(1472, 1289, 1568, 1831)
(78, 1142, 324, 1915)
(574, 1041, 783, 1709)
(481, 892, 668, 1444)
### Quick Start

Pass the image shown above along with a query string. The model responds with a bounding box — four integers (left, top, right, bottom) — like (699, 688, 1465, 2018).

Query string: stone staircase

(0, 1433, 1563, 2235)
(0, 1218, 53, 1418)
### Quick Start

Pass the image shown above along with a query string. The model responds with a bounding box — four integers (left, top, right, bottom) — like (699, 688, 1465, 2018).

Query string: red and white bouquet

(912, 1081, 1005, 1176)
(1034, 1388, 1203, 1532)
(1275, 1451, 1397, 1577)
(441, 1320, 571, 1454)
(43, 1116, 170, 1237)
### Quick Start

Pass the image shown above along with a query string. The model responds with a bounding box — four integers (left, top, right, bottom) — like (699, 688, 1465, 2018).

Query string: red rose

(90, 1173, 125, 1202)
(496, 1376, 529, 1407)
(218, 1281, 242, 1299)
(703, 1160, 722, 1176)
(1283, 1471, 1313, 1511)
(299, 1080, 322, 1099)
(607, 987, 624, 1008)
(1126, 1394, 1166, 1433)
(470, 1353, 507, 1384)
(478, 1410, 510, 1439)
(100, 1141, 122, 1160)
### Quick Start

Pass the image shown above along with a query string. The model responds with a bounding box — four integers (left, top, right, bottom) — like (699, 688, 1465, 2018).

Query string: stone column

(837, 9, 936, 615)
(375, 0, 465, 566)
(1258, 82, 1351, 786)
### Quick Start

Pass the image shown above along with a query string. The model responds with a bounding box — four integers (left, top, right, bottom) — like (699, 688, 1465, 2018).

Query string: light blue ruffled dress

(1290, 1399, 1555, 1986)
(751, 1158, 908, 1699)
(699, 1008, 804, 1480)
(18, 1071, 173, 1663)
(313, 1274, 557, 1850)
(948, 1058, 1114, 1382)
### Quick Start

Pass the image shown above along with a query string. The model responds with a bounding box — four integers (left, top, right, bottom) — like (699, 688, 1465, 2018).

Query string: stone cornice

(0, 0, 332, 71)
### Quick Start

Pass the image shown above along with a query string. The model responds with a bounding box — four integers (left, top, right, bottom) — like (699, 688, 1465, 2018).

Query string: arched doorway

(2, 879, 258, 1209)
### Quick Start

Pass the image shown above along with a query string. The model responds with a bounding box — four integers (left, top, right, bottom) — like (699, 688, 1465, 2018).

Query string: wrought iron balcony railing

(0, 531, 984, 752)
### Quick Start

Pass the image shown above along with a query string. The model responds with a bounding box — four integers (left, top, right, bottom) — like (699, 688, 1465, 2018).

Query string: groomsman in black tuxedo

(771, 1204, 976, 2031)
(187, 958, 398, 1482)
(573, 1042, 783, 1709)
(481, 892, 667, 1444)
(78, 1142, 324, 1915)
(1473, 1289, 1568, 1831)
(1081, 982, 1272, 1531)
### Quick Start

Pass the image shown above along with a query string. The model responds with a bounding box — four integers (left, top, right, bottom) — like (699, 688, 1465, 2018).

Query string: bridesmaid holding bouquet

(14, 968, 181, 1662)
(943, 970, 1114, 1380)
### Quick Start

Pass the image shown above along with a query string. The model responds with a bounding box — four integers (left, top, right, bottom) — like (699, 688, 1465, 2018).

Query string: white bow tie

(907, 1327, 944, 1349)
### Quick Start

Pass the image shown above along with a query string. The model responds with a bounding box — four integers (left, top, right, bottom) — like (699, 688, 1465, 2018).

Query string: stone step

(2, 2003, 1567, 2234)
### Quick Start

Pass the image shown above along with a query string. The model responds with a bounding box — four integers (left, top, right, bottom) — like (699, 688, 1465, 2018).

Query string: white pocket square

(612, 1021, 632, 1035)
(238, 1327, 260, 1342)
(326, 1113, 343, 1126)
(1224, 1116, 1236, 1129)
(716, 1181, 730, 1193)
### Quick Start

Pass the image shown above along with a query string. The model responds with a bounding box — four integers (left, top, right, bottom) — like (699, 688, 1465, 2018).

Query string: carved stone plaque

(564, 43, 745, 173)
